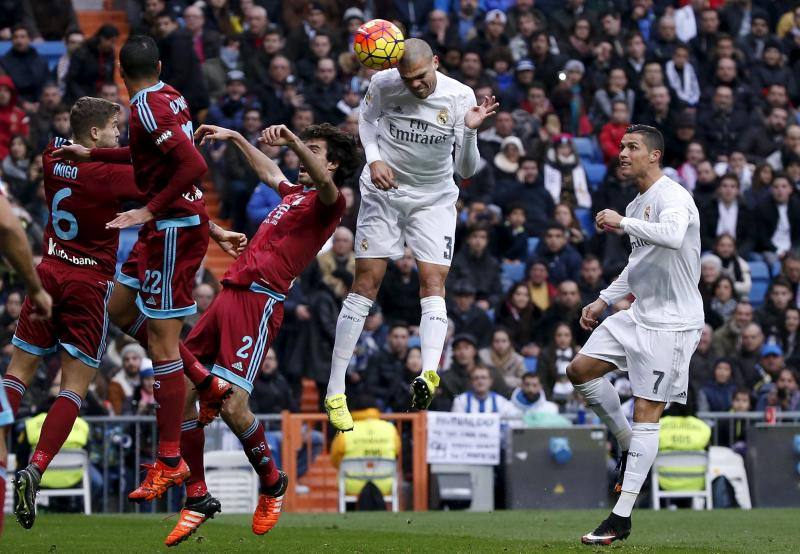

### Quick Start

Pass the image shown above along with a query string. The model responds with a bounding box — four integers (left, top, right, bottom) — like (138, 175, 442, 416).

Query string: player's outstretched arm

(0, 196, 52, 318)
(53, 143, 132, 164)
(195, 124, 287, 191)
(597, 207, 690, 250)
(261, 125, 339, 205)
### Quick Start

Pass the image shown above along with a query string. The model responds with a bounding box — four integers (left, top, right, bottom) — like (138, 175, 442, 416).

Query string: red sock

(3, 374, 27, 416)
(237, 419, 279, 491)
(153, 360, 185, 460)
(0, 455, 6, 536)
(30, 390, 82, 472)
(180, 343, 211, 387)
(126, 317, 209, 387)
(181, 419, 207, 498)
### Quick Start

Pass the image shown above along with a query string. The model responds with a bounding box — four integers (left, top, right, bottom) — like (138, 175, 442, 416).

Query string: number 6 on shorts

(652, 370, 665, 394)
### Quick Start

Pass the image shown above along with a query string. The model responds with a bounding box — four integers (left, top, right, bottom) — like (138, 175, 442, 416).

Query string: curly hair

(298, 123, 359, 185)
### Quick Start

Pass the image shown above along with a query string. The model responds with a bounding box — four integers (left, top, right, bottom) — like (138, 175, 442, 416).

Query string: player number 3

(52, 188, 78, 240)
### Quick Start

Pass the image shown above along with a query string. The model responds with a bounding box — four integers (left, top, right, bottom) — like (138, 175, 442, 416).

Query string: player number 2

(652, 371, 665, 394)
(236, 336, 253, 359)
(443, 236, 453, 260)
(141, 270, 162, 294)
(52, 188, 78, 240)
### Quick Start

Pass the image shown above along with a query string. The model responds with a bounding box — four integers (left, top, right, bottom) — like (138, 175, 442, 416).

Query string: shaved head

(397, 38, 438, 98)
(399, 38, 433, 68)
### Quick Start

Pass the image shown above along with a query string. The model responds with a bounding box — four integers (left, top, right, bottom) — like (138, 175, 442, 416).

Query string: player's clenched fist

(596, 209, 623, 231)
(369, 160, 397, 190)
(580, 298, 608, 331)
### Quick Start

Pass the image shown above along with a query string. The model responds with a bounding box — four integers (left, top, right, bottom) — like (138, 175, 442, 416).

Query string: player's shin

(612, 422, 660, 517)
(152, 360, 186, 465)
(180, 419, 207, 498)
(236, 418, 280, 490)
(2, 374, 27, 417)
(419, 295, 448, 375)
(30, 390, 83, 473)
(574, 377, 632, 451)
(326, 293, 373, 397)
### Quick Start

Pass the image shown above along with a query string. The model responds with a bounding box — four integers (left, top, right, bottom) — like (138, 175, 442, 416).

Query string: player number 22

(52, 188, 78, 240)
(141, 270, 162, 294)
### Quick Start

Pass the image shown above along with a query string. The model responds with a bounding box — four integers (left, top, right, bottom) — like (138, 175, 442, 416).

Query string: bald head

(397, 38, 438, 99)
(399, 38, 433, 68)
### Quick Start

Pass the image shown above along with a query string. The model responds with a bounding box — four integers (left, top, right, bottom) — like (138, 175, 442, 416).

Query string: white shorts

(355, 172, 458, 267)
(579, 310, 702, 404)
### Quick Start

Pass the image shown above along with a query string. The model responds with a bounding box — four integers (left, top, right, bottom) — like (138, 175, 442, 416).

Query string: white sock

(612, 422, 661, 517)
(326, 293, 372, 397)
(419, 296, 448, 373)
(574, 377, 632, 451)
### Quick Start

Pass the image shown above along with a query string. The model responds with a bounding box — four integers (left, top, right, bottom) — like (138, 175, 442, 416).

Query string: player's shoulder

(437, 71, 475, 100)
(370, 68, 401, 87)
(657, 175, 694, 203)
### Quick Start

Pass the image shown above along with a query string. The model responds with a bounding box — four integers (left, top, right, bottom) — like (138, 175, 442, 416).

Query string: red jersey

(42, 138, 143, 279)
(223, 181, 346, 295)
(128, 81, 207, 219)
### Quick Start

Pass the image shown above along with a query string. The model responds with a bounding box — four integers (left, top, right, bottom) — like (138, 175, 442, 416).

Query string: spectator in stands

(553, 202, 587, 255)
(479, 327, 525, 390)
(701, 174, 754, 255)
(439, 334, 496, 410)
(318, 227, 356, 300)
(108, 344, 147, 416)
(64, 24, 119, 104)
(538, 321, 577, 401)
(27, 83, 62, 153)
(0, 289, 23, 345)
(492, 136, 525, 181)
(185, 283, 216, 329)
(756, 277, 794, 342)
(693, 159, 720, 208)
(449, 224, 503, 309)
(780, 253, 800, 308)
(578, 254, 606, 307)
(55, 30, 84, 94)
(698, 86, 751, 161)
(493, 204, 529, 263)
(0, 75, 28, 161)
(240, 5, 270, 62)
(734, 322, 765, 388)
(753, 343, 788, 400)
(1, 135, 31, 195)
(307, 57, 345, 125)
(286, 3, 337, 62)
(377, 248, 421, 327)
(780, 307, 800, 366)
(249, 348, 298, 414)
(496, 282, 541, 357)
(493, 157, 553, 234)
(751, 40, 798, 104)
(184, 4, 221, 64)
(448, 280, 493, 347)
(542, 135, 591, 209)
(534, 223, 582, 284)
(254, 55, 299, 126)
(362, 323, 409, 407)
(155, 12, 210, 118)
(451, 365, 520, 415)
(29, 0, 77, 42)
(760, 367, 800, 412)
(522, 260, 556, 313)
(296, 32, 334, 85)
(665, 43, 700, 108)
(203, 0, 242, 38)
(510, 371, 559, 414)
(206, 70, 259, 131)
(0, 1, 36, 40)
(756, 176, 800, 265)
(739, 107, 790, 164)
(699, 358, 738, 412)
(205, 35, 244, 104)
(589, 67, 635, 130)
(598, 100, 630, 163)
(0, 25, 50, 107)
(639, 84, 674, 131)
(540, 280, 588, 345)
(529, 30, 567, 91)
(713, 234, 752, 299)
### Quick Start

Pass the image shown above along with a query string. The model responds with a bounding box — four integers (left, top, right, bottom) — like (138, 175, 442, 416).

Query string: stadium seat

(771, 261, 782, 277)
(527, 237, 539, 257)
(338, 457, 399, 513)
(749, 261, 770, 281)
(574, 208, 595, 238)
(408, 335, 421, 348)
(524, 356, 538, 373)
(205, 450, 259, 514)
(501, 262, 525, 292)
(651, 450, 712, 510)
(749, 280, 769, 307)
(36, 449, 92, 515)
(0, 41, 66, 71)
(584, 163, 607, 189)
(573, 137, 599, 163)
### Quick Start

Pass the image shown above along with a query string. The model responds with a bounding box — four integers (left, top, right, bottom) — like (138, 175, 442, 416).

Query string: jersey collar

(129, 81, 166, 105)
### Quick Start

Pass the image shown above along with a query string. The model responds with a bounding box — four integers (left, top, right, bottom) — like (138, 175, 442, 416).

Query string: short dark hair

(718, 173, 740, 187)
(467, 222, 490, 237)
(522, 371, 540, 381)
(156, 11, 178, 22)
(70, 96, 120, 140)
(298, 123, 359, 185)
(625, 124, 665, 163)
(53, 103, 71, 116)
(11, 24, 30, 36)
(96, 24, 120, 40)
(120, 35, 160, 80)
(545, 222, 566, 234)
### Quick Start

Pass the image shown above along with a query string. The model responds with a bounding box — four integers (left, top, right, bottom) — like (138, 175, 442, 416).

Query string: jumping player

(324, 39, 498, 430)
(54, 35, 218, 502)
(567, 125, 704, 545)
(4, 97, 143, 529)
(159, 121, 358, 546)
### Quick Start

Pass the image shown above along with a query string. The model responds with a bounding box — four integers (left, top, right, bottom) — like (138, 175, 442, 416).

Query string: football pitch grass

(3, 508, 798, 553)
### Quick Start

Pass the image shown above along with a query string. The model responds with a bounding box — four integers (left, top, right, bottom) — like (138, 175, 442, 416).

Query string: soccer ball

(354, 19, 405, 70)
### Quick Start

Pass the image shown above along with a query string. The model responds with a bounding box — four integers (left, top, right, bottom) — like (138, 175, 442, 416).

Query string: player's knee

(418, 276, 445, 297)
(221, 389, 250, 430)
(566, 360, 586, 385)
(351, 278, 380, 300)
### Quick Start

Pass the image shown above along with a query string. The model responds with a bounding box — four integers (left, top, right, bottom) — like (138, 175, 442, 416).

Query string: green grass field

(3, 509, 797, 553)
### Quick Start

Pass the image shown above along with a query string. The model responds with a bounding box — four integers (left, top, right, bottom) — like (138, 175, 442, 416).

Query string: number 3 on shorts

(652, 370, 665, 394)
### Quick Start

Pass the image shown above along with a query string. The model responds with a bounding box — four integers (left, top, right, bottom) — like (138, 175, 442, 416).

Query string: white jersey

(599, 175, 704, 331)
(359, 68, 479, 190)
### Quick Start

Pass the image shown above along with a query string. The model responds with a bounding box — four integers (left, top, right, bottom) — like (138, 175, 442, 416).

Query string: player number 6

(52, 188, 79, 241)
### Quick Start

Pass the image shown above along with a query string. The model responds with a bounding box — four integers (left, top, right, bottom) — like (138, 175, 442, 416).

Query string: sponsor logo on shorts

(232, 361, 244, 371)
(47, 237, 98, 267)
(155, 130, 173, 146)
(360, 238, 369, 252)
(676, 391, 686, 398)
(146, 296, 157, 306)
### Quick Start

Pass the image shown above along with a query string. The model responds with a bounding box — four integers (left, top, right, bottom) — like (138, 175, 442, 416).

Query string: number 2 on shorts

(652, 370, 665, 394)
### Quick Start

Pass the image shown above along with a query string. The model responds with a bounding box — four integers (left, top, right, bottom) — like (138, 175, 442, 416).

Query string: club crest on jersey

(360, 238, 369, 252)
(365, 91, 372, 105)
(643, 205, 651, 221)
(437, 108, 448, 125)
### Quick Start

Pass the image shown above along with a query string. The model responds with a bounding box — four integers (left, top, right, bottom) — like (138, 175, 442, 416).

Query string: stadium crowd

(0, 0, 799, 445)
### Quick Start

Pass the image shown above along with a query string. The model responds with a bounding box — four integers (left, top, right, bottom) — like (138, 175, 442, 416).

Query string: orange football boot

(128, 458, 191, 502)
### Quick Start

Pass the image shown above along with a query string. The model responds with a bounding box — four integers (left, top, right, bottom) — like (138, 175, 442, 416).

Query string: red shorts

(13, 262, 115, 368)
(183, 285, 285, 393)
(117, 216, 209, 319)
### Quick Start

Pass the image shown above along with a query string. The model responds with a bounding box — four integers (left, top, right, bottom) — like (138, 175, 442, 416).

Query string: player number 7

(652, 371, 665, 394)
